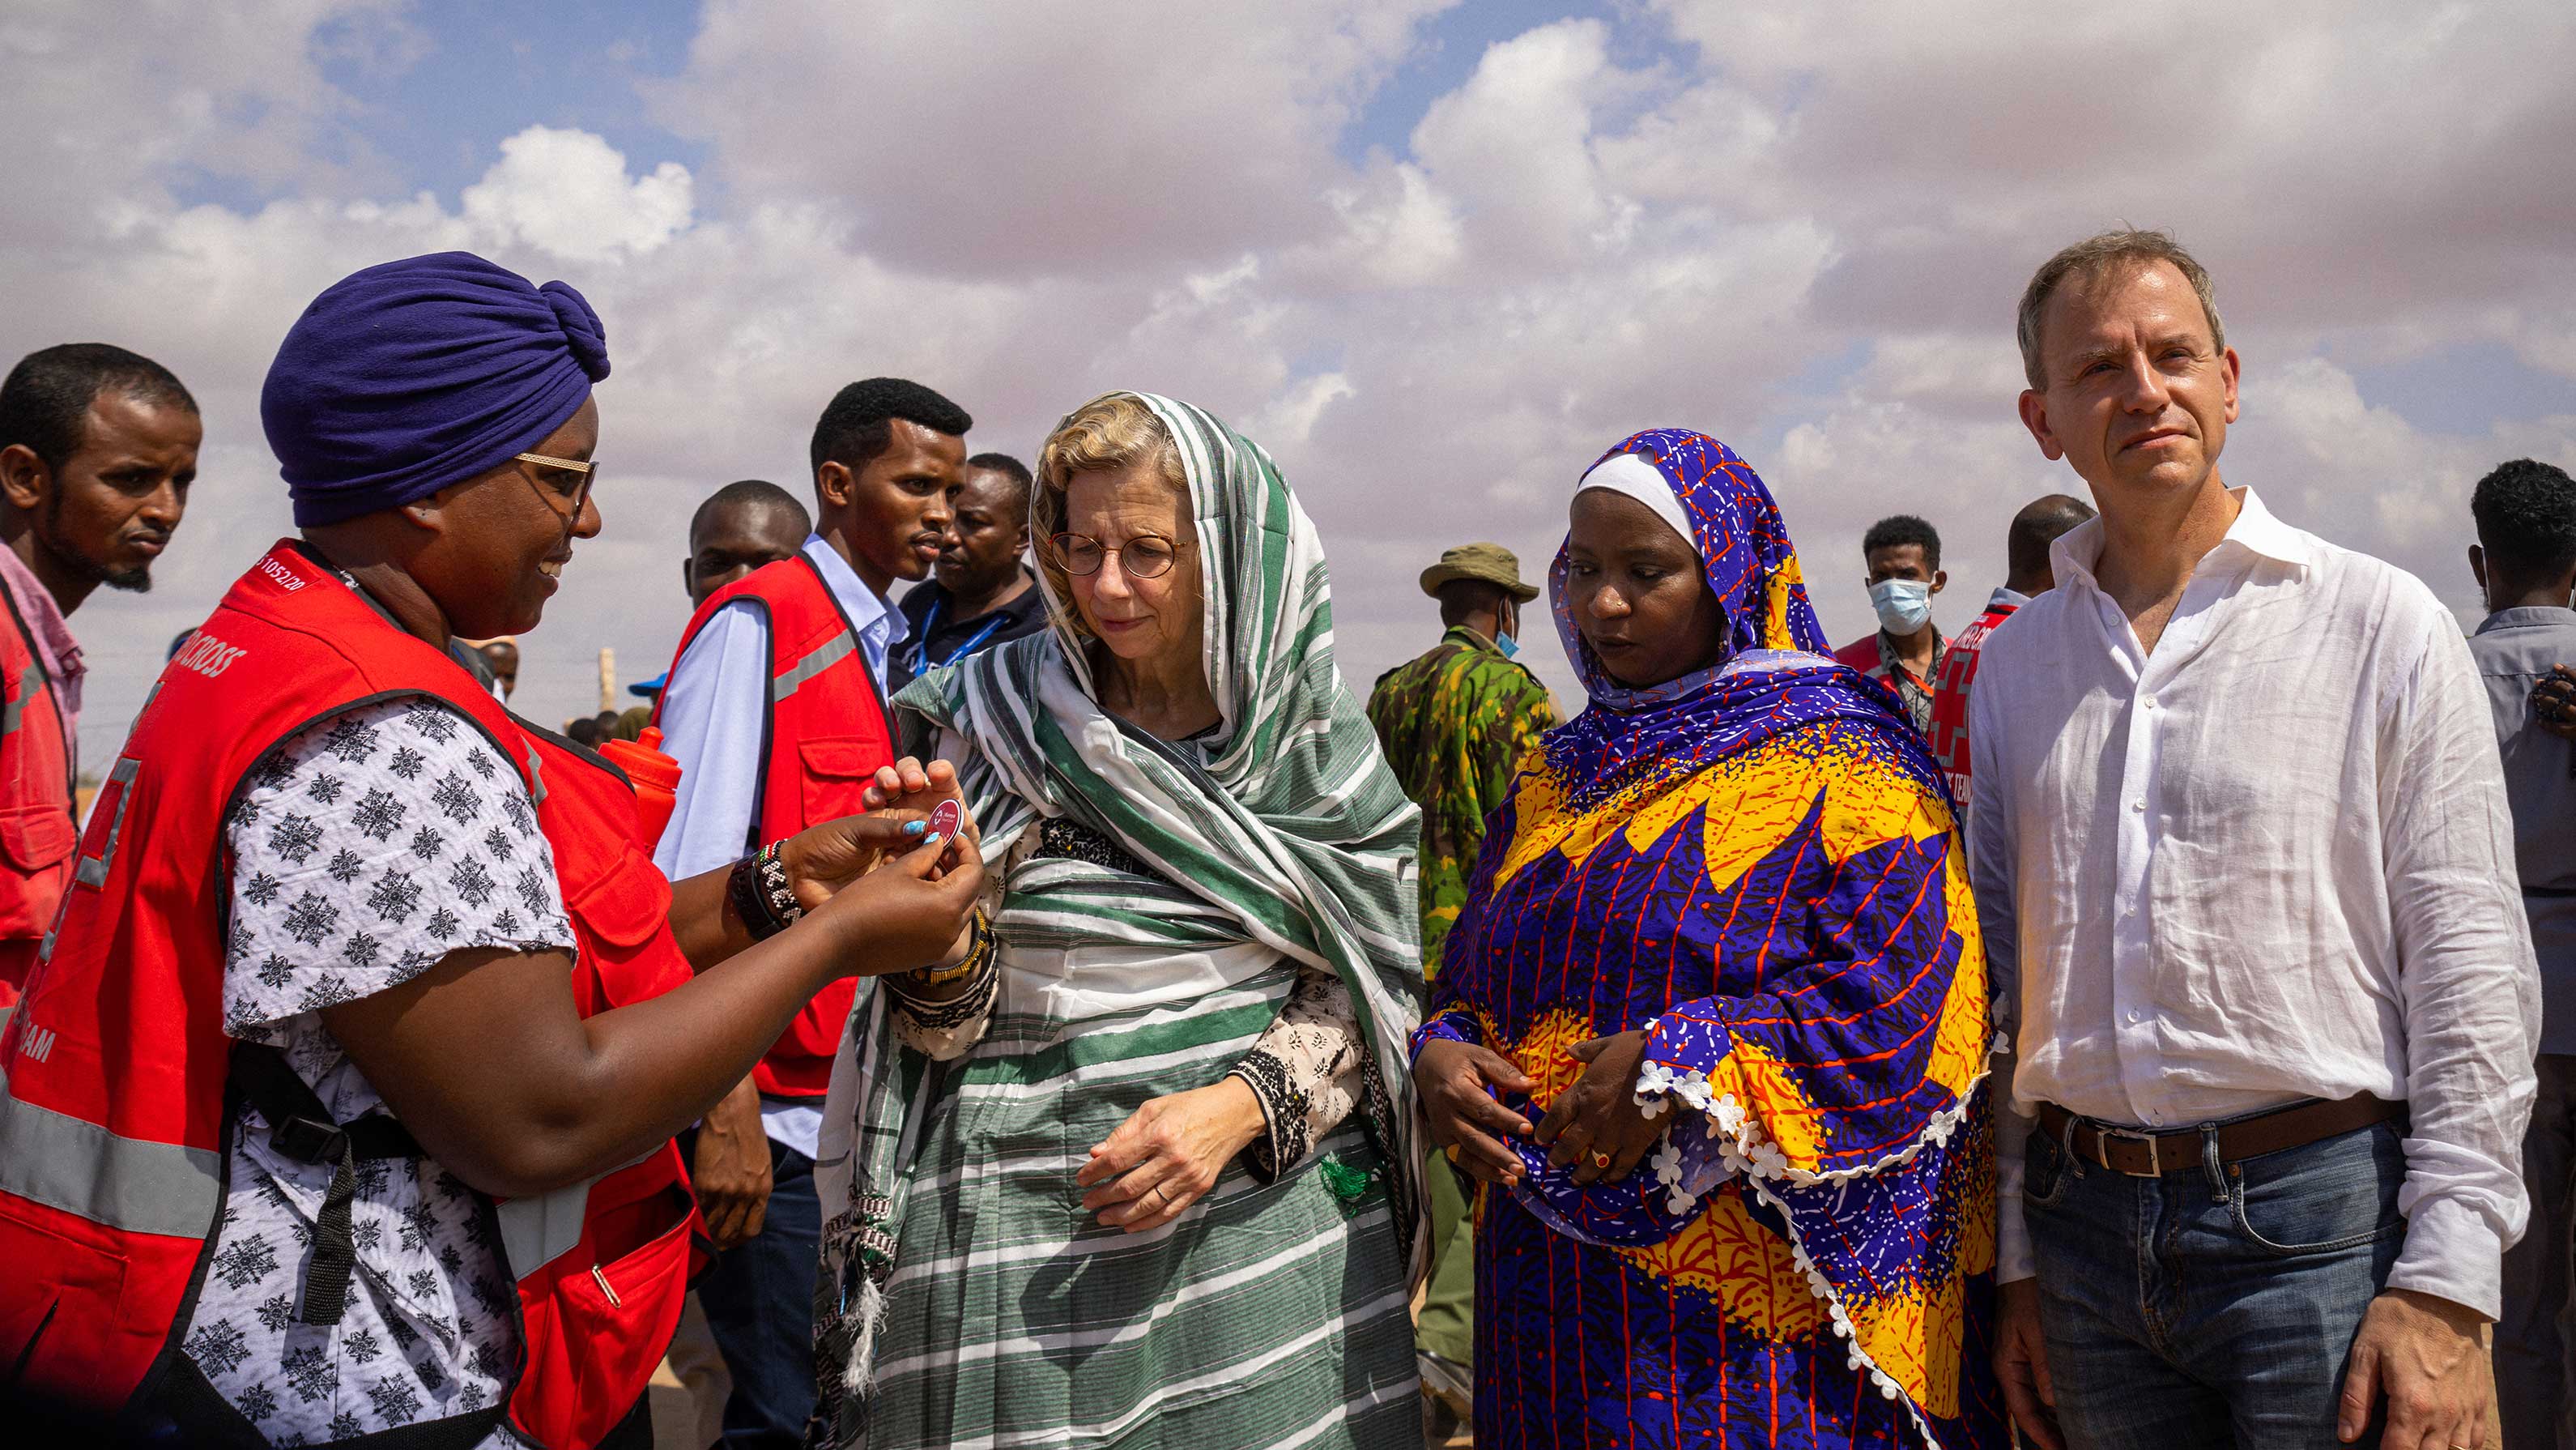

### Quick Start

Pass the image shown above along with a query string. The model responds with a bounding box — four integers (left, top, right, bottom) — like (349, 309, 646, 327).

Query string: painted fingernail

(904, 821, 927, 834)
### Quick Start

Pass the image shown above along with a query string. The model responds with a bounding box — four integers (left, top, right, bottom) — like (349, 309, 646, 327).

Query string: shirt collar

(1441, 624, 1501, 655)
(0, 544, 82, 683)
(2477, 604, 2576, 635)
(803, 533, 909, 645)
(1989, 586, 2032, 611)
(2050, 484, 2315, 593)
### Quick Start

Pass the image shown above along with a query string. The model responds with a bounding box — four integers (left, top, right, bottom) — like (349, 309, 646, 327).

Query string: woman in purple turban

(0, 252, 986, 1447)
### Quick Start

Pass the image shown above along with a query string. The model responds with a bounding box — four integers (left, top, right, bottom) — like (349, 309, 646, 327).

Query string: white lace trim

(1628, 1014, 1994, 1450)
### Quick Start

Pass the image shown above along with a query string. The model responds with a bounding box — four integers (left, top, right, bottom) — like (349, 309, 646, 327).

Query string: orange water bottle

(598, 726, 683, 850)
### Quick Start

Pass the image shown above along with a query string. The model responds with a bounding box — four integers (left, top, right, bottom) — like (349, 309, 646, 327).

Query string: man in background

(661, 475, 814, 1450)
(890, 450, 1046, 691)
(686, 477, 811, 608)
(1365, 542, 1556, 1444)
(651, 377, 967, 1448)
(476, 637, 519, 700)
(1927, 493, 2094, 820)
(2470, 457, 2576, 1450)
(0, 343, 199, 1001)
(1833, 514, 1948, 734)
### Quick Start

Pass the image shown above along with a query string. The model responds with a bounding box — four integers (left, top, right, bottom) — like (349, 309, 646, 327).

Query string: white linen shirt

(1969, 486, 2539, 1319)
(652, 533, 905, 1157)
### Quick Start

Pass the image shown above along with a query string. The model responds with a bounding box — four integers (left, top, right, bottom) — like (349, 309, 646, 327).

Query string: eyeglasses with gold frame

(513, 452, 598, 519)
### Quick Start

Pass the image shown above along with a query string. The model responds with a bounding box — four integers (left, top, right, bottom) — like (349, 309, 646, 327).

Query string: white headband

(1574, 451, 1694, 549)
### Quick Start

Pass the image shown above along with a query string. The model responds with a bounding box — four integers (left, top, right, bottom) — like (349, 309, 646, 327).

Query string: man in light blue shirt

(2472, 458, 2576, 1450)
(650, 377, 970, 1449)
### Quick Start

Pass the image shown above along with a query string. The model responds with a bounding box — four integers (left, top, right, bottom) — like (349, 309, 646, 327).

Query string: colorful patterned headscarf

(1543, 428, 1943, 808)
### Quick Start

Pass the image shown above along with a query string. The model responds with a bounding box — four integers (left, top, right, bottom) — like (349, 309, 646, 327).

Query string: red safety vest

(0, 541, 698, 1448)
(655, 550, 895, 1099)
(1927, 596, 2019, 809)
(0, 577, 76, 1007)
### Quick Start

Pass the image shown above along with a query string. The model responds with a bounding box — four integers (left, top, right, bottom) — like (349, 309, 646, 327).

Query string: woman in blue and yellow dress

(1411, 429, 2007, 1449)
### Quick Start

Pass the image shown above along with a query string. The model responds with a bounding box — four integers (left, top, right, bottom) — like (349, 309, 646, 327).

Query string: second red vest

(657, 550, 896, 1099)
(0, 575, 76, 1006)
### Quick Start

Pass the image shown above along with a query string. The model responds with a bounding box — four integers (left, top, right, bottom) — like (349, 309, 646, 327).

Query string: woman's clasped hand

(1412, 1038, 1533, 1186)
(1415, 1030, 1660, 1188)
(1533, 1030, 1658, 1185)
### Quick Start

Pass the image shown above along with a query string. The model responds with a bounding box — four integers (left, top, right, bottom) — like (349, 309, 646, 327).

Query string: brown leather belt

(2035, 1094, 2406, 1178)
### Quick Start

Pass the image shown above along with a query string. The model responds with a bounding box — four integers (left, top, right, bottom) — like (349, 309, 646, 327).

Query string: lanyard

(910, 596, 1010, 673)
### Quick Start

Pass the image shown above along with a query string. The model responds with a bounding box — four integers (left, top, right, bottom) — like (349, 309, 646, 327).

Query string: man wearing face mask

(1833, 514, 1948, 735)
(1365, 540, 1556, 1443)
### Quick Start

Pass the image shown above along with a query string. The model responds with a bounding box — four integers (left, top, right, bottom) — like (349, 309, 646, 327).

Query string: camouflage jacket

(1366, 626, 1557, 980)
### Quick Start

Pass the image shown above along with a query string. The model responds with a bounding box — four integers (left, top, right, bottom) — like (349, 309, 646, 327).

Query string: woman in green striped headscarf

(811, 391, 1426, 1449)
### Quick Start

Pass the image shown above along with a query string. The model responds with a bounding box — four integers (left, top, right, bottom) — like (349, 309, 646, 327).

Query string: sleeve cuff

(1228, 1053, 1309, 1182)
(1995, 1187, 2036, 1285)
(1409, 1009, 1483, 1059)
(2387, 1194, 2506, 1322)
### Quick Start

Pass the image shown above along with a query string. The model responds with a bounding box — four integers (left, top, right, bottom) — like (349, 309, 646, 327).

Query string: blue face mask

(1495, 632, 1519, 660)
(1868, 578, 1934, 635)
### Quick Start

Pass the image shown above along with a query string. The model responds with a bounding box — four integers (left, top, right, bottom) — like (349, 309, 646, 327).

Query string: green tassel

(1318, 1154, 1373, 1205)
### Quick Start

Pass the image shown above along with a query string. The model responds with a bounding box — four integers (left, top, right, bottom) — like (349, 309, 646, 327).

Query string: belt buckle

(2097, 1124, 2167, 1177)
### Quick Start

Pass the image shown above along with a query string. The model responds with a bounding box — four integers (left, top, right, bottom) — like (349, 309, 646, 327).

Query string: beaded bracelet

(727, 842, 805, 940)
(912, 908, 993, 987)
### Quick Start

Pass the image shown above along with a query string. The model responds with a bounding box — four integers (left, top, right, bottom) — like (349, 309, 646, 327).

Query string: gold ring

(1590, 1150, 1612, 1169)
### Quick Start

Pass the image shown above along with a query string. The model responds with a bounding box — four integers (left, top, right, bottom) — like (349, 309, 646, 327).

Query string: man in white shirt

(1974, 229, 2536, 1450)
(651, 377, 967, 1448)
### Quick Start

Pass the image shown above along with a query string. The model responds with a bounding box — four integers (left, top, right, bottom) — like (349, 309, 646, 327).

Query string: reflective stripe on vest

(0, 1070, 221, 1238)
(2, 691, 20, 736)
(73, 757, 141, 889)
(772, 632, 857, 703)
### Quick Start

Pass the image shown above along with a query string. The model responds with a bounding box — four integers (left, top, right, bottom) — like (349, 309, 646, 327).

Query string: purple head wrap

(262, 251, 610, 527)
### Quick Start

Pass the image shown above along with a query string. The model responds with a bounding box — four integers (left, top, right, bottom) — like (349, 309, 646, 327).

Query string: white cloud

(7, 1, 2573, 752)
(460, 128, 693, 262)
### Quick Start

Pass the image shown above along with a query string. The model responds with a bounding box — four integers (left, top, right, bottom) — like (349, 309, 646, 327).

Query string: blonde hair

(1033, 393, 1188, 639)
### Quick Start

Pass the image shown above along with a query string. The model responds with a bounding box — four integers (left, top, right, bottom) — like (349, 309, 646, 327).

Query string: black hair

(807, 377, 972, 478)
(690, 478, 811, 541)
(962, 451, 1033, 517)
(2472, 458, 2576, 579)
(1861, 514, 1942, 570)
(1435, 578, 1513, 629)
(2005, 494, 2097, 583)
(0, 343, 198, 475)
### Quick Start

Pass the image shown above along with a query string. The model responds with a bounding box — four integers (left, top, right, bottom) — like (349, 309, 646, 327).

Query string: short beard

(37, 496, 151, 593)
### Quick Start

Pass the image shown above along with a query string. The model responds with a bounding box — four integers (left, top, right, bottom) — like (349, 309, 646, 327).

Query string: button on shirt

(1969, 487, 2539, 1317)
(2469, 605, 2576, 1054)
(652, 535, 905, 1157)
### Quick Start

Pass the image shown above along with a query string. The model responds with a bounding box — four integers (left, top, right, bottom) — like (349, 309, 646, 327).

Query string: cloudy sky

(11, 0, 2574, 761)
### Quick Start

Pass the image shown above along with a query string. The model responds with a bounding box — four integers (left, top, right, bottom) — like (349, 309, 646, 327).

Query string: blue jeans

(682, 1132, 822, 1450)
(2024, 1115, 2407, 1450)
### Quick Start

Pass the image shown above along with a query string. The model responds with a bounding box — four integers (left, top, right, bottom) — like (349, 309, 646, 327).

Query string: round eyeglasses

(1050, 532, 1184, 578)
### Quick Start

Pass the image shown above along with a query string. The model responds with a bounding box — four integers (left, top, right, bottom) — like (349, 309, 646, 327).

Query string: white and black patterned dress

(177, 697, 572, 1444)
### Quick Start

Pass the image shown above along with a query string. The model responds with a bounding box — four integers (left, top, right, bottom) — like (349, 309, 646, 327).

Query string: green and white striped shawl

(812, 393, 1426, 1438)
